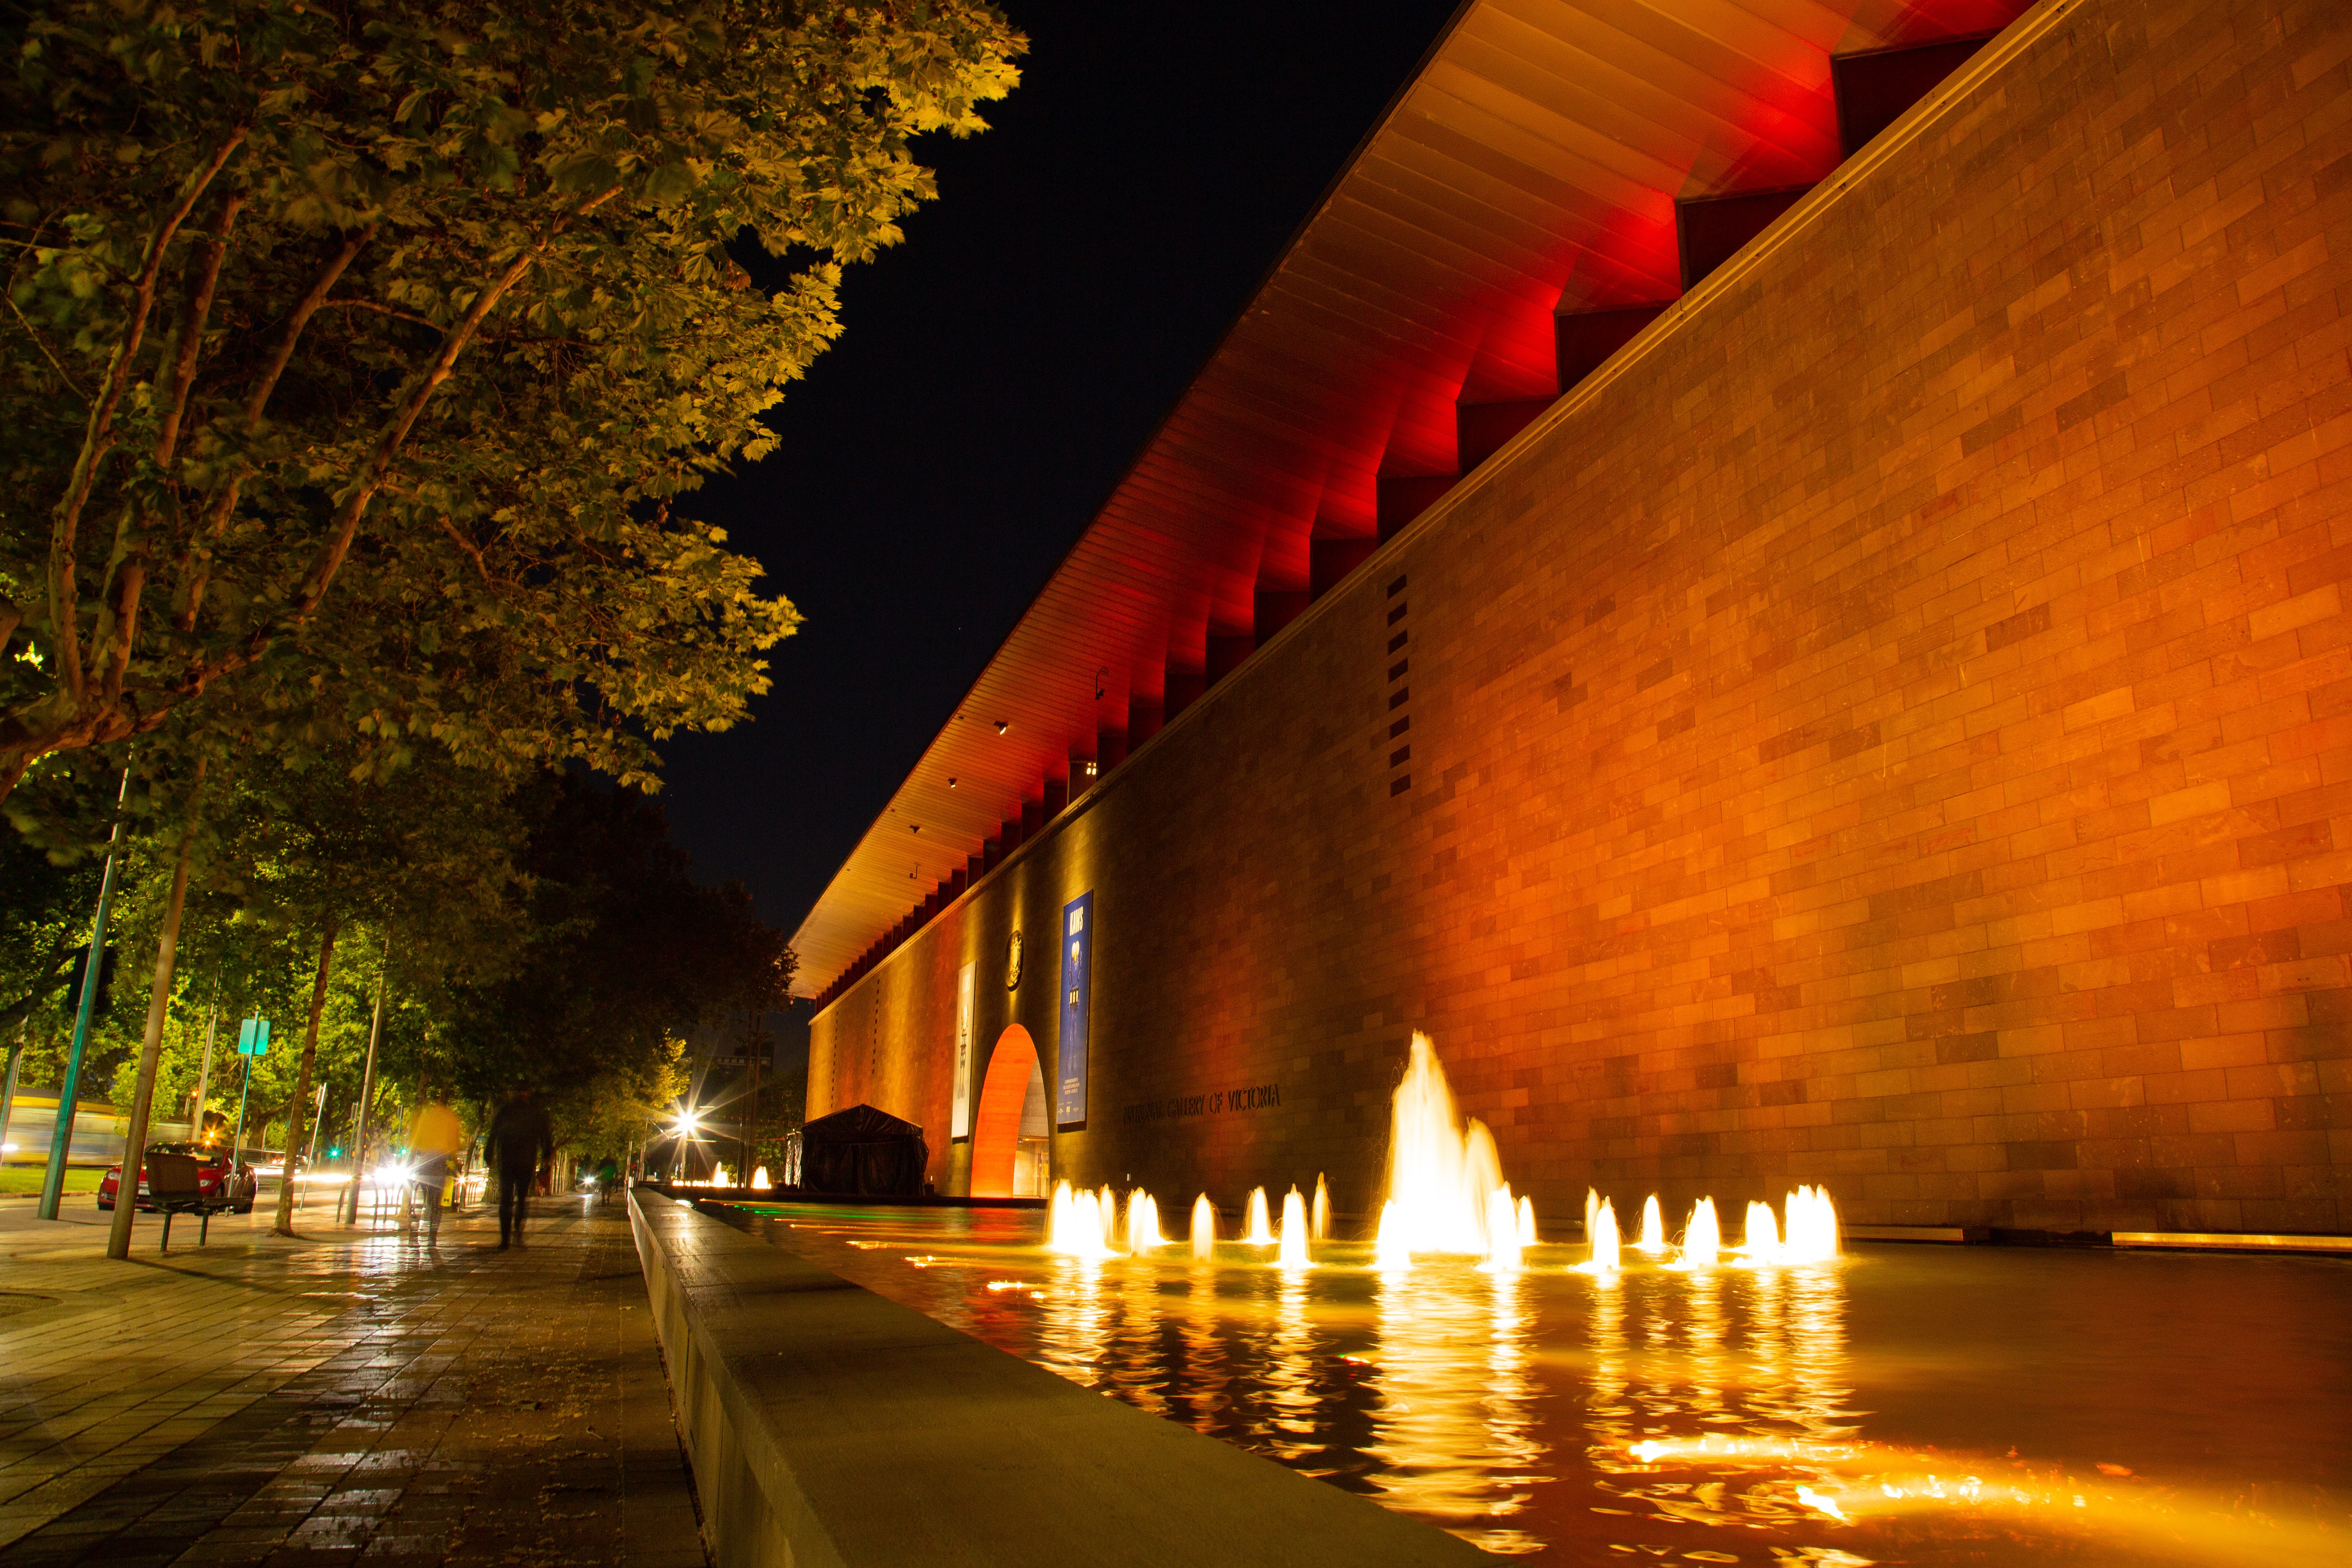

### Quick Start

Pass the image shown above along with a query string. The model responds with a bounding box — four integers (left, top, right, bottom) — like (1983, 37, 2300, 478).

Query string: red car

(97, 1143, 259, 1214)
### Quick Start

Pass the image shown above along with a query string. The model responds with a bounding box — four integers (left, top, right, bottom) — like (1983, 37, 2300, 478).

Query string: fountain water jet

(1244, 1187, 1276, 1245)
(1784, 1185, 1840, 1262)
(1278, 1188, 1314, 1270)
(1312, 1174, 1332, 1240)
(1480, 1187, 1522, 1272)
(1740, 1200, 1781, 1263)
(1517, 1194, 1537, 1249)
(1127, 1189, 1165, 1251)
(1671, 1197, 1722, 1269)
(1047, 1181, 1114, 1259)
(1635, 1194, 1667, 1253)
(1576, 1198, 1621, 1272)
(1382, 1032, 1506, 1255)
(1097, 1184, 1119, 1244)
(1374, 1200, 1408, 1271)
(1190, 1193, 1216, 1260)
(1584, 1187, 1600, 1245)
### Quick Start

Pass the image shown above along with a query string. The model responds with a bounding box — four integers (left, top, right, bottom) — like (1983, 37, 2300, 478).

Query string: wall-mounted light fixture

(994, 720, 1009, 735)
(947, 777, 958, 788)
(1082, 760, 1099, 779)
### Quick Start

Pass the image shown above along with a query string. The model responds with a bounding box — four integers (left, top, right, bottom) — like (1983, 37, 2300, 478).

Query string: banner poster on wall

(1056, 892, 1094, 1127)
(951, 960, 976, 1139)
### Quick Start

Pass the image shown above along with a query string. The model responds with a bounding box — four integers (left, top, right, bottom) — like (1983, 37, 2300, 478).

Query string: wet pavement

(0, 1191, 703, 1567)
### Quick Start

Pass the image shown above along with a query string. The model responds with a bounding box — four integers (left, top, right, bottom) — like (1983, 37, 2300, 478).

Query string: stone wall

(812, 0, 2352, 1235)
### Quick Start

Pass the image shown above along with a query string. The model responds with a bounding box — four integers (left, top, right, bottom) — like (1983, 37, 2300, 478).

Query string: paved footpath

(0, 1192, 705, 1567)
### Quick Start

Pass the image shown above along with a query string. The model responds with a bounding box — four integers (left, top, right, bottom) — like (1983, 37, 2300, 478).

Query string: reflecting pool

(727, 1202, 2350, 1564)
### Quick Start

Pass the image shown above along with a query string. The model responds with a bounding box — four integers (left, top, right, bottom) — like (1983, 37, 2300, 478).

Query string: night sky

(662, 0, 1464, 945)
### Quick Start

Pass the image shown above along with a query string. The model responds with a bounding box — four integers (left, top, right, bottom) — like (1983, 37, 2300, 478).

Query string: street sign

(236, 1017, 271, 1056)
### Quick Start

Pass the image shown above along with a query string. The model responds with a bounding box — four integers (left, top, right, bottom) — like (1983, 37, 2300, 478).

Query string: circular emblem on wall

(1006, 929, 1024, 990)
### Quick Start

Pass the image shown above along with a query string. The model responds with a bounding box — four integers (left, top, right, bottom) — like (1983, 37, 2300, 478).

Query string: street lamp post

(38, 767, 131, 1222)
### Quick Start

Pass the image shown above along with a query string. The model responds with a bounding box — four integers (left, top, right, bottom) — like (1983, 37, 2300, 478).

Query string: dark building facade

(800, 0, 2352, 1236)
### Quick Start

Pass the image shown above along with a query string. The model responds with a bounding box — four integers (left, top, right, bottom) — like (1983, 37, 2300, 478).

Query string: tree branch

(174, 225, 375, 633)
(46, 129, 247, 706)
(286, 188, 622, 625)
(8, 191, 618, 789)
(153, 194, 245, 470)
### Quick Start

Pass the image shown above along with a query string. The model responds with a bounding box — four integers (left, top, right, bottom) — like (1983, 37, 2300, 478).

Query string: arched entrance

(971, 1025, 1047, 1197)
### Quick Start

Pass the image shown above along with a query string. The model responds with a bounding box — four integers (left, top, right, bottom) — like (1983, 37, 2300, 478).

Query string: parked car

(97, 1143, 258, 1214)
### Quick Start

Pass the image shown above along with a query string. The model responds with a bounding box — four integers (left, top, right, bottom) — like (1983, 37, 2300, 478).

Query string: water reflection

(733, 1205, 2352, 1566)
(1361, 1263, 1547, 1552)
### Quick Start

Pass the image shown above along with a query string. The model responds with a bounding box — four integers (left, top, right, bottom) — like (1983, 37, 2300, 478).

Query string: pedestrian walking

(485, 1086, 555, 1250)
(408, 1100, 465, 1243)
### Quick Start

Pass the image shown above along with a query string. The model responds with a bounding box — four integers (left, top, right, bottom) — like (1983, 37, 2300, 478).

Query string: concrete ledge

(628, 1190, 1485, 1567)
(641, 1183, 1044, 1209)
(2112, 1231, 2352, 1255)
(1845, 1224, 1989, 1244)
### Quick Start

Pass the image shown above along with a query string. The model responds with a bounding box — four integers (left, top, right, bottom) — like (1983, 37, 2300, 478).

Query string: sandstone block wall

(811, 0, 2352, 1236)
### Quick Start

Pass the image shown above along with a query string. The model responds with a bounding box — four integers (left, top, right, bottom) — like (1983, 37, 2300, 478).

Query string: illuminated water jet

(1278, 1187, 1313, 1270)
(1740, 1199, 1781, 1262)
(1047, 1180, 1114, 1259)
(1672, 1197, 1722, 1269)
(1244, 1186, 1276, 1245)
(1382, 1031, 1506, 1255)
(1517, 1194, 1537, 1249)
(1785, 1184, 1840, 1262)
(1312, 1174, 1332, 1240)
(1373, 1200, 1408, 1271)
(1127, 1189, 1165, 1251)
(1635, 1194, 1667, 1252)
(1576, 1197, 1621, 1272)
(1480, 1187, 1522, 1272)
(1190, 1193, 1216, 1259)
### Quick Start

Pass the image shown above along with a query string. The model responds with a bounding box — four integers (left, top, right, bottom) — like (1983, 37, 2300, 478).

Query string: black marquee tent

(798, 1104, 929, 1195)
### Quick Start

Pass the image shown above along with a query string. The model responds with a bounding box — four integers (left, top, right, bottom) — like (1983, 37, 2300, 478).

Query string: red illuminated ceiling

(792, 0, 2031, 998)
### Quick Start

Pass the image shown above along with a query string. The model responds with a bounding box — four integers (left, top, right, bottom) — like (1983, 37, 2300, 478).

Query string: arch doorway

(971, 1025, 1049, 1197)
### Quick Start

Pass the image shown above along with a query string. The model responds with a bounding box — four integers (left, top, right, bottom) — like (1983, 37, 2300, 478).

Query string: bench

(144, 1152, 228, 1252)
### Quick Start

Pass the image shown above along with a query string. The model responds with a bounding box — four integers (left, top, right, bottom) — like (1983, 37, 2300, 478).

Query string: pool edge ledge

(626, 1189, 1490, 1568)
(2111, 1230, 2352, 1255)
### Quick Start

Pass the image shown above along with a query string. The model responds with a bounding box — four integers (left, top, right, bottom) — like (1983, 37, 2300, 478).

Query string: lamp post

(38, 767, 131, 1222)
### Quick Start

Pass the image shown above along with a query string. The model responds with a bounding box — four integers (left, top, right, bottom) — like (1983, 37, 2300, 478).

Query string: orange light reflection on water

(733, 1205, 2352, 1566)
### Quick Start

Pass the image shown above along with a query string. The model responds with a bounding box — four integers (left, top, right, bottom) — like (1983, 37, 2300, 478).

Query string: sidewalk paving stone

(0, 1193, 705, 1567)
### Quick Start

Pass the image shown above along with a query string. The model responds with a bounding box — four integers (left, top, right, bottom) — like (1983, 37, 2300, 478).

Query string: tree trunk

(107, 758, 206, 1259)
(271, 915, 339, 1237)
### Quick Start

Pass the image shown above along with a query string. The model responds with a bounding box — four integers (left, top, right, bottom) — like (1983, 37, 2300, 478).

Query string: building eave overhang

(789, 0, 2034, 998)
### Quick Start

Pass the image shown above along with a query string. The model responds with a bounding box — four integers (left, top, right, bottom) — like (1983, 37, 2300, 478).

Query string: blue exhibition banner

(1056, 892, 1093, 1127)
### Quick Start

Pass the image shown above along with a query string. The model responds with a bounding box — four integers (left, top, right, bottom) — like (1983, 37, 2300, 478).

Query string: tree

(445, 775, 789, 1106)
(196, 744, 523, 1234)
(0, 0, 1023, 801)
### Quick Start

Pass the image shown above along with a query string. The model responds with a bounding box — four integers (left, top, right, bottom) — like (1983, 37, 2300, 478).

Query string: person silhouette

(484, 1086, 554, 1249)
(407, 1100, 464, 1243)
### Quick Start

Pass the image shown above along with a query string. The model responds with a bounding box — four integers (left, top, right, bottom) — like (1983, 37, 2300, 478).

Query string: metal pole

(232, 1053, 253, 1168)
(343, 934, 390, 1226)
(297, 1081, 325, 1210)
(38, 767, 132, 1221)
